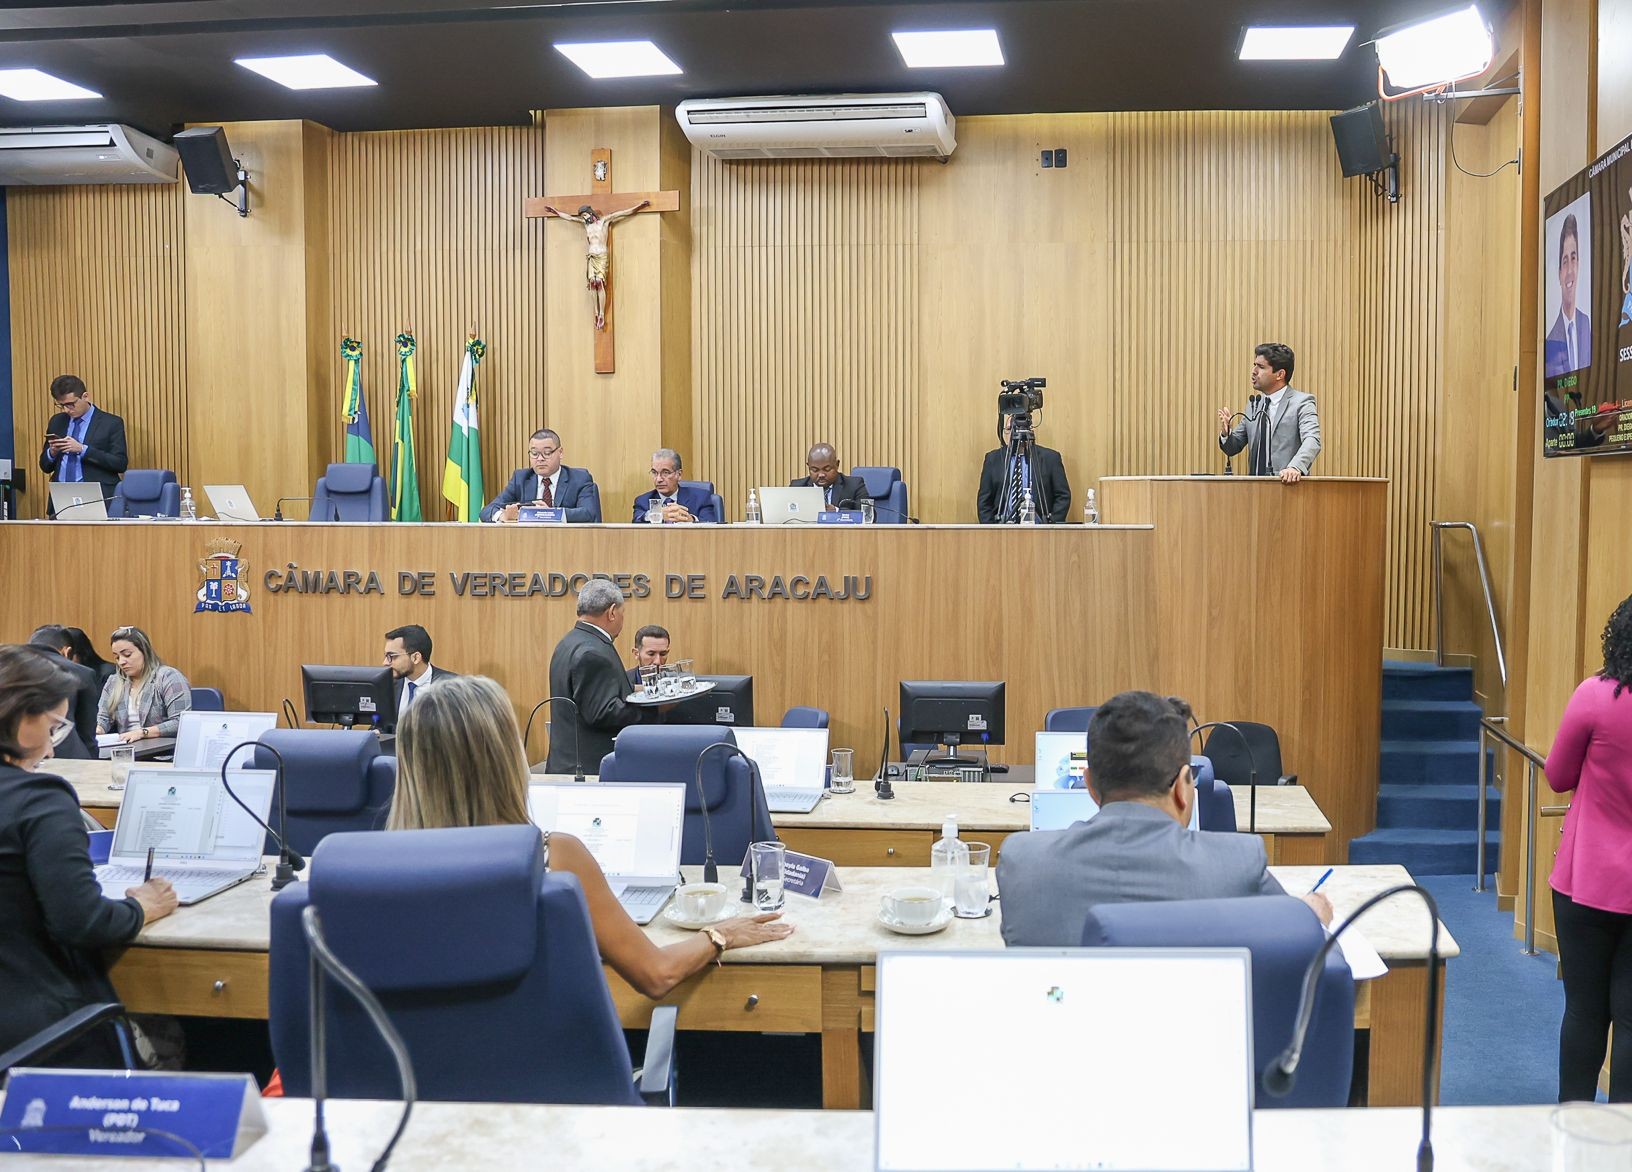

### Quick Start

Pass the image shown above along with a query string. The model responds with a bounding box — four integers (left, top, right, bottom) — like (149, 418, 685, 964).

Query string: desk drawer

(111, 948, 269, 1019)
(609, 964, 823, 1032)
(778, 828, 931, 867)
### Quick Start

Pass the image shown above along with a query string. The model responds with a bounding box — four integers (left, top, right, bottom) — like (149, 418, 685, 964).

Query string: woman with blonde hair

(95, 626, 191, 745)
(389, 674, 792, 999)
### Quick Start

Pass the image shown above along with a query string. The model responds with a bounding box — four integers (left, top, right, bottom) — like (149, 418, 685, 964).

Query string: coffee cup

(675, 882, 730, 922)
(881, 886, 943, 927)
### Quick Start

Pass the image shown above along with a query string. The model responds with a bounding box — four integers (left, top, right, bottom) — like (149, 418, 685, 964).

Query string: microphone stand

(1189, 722, 1259, 835)
(874, 707, 896, 800)
(1219, 411, 1248, 475)
(274, 496, 314, 522)
(1264, 884, 1442, 1171)
(837, 498, 922, 525)
(522, 695, 584, 781)
(220, 740, 304, 889)
(691, 741, 739, 886)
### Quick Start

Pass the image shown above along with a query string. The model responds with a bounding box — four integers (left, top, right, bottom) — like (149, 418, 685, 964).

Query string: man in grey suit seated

(1216, 342, 1321, 484)
(997, 691, 1332, 947)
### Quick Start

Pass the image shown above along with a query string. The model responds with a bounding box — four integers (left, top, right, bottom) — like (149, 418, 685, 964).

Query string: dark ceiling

(0, 0, 1500, 136)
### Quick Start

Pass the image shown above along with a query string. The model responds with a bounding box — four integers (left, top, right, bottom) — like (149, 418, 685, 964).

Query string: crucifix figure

(526, 147, 678, 374)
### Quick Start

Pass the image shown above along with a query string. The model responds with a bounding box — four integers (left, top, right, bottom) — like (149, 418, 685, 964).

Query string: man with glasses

(996, 690, 1332, 947)
(382, 624, 459, 733)
(790, 443, 871, 511)
(631, 448, 717, 523)
(38, 375, 128, 513)
(480, 428, 602, 523)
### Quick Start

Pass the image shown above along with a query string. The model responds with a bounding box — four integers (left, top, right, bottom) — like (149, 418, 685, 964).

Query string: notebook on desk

(527, 782, 686, 924)
(733, 726, 830, 813)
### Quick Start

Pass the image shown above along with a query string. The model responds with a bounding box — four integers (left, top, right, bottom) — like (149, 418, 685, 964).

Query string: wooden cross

(526, 148, 679, 374)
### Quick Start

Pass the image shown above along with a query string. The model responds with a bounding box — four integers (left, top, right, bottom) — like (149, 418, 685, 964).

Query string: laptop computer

(96, 767, 277, 905)
(203, 484, 263, 521)
(527, 782, 686, 924)
(873, 950, 1255, 1172)
(173, 711, 279, 771)
(49, 483, 108, 520)
(1034, 730, 1089, 790)
(757, 485, 825, 525)
(733, 726, 830, 813)
(1030, 778, 1201, 830)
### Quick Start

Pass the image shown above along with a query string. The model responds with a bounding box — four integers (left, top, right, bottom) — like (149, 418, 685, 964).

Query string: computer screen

(731, 726, 830, 790)
(174, 711, 278, 770)
(1034, 730, 1089, 790)
(526, 782, 685, 881)
(899, 680, 1005, 758)
(875, 950, 1254, 1172)
(111, 768, 276, 865)
(669, 674, 755, 727)
(301, 664, 396, 729)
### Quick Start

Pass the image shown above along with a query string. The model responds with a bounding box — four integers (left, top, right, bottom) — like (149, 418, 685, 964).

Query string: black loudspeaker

(1329, 103, 1391, 177)
(174, 127, 239, 194)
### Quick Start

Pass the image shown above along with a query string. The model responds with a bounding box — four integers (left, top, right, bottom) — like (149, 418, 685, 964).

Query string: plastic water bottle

(745, 489, 761, 525)
(1084, 488, 1100, 525)
(180, 487, 197, 521)
(1020, 487, 1037, 526)
(930, 816, 970, 908)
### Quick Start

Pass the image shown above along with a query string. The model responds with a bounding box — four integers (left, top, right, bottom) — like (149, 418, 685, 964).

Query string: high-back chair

(853, 465, 909, 522)
(253, 729, 396, 856)
(107, 469, 180, 519)
(781, 706, 830, 729)
(311, 463, 388, 522)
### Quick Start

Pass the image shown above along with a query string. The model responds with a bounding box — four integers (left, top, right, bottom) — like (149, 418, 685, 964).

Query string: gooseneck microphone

(691, 740, 743, 885)
(874, 706, 896, 800)
(1218, 411, 1249, 475)
(50, 495, 111, 519)
(220, 740, 304, 889)
(273, 496, 313, 522)
(1189, 722, 1259, 835)
(1264, 884, 1442, 1172)
(522, 695, 584, 782)
(836, 498, 922, 524)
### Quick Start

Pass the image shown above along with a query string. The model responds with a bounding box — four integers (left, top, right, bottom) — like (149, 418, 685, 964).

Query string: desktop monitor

(669, 674, 755, 727)
(899, 680, 1005, 764)
(301, 664, 396, 730)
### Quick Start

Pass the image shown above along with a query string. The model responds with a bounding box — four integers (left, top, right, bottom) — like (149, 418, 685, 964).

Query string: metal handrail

(1479, 717, 1551, 955)
(1430, 521, 1508, 691)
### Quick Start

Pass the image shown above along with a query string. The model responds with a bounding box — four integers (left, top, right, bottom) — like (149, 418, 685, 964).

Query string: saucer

(662, 903, 738, 931)
(877, 906, 953, 936)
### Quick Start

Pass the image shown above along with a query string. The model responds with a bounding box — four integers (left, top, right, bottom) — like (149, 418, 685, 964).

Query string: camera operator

(977, 380, 1072, 524)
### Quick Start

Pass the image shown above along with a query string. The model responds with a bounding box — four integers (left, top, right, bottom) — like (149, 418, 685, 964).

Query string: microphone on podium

(274, 496, 314, 522)
(50, 495, 110, 519)
(838, 498, 921, 524)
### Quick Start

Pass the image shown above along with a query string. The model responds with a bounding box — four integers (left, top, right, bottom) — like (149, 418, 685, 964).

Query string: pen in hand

(144, 846, 155, 884)
(1309, 867, 1333, 894)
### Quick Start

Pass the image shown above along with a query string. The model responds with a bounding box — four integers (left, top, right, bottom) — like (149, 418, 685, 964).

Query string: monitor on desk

(669, 674, 754, 727)
(301, 664, 396, 730)
(899, 680, 1005, 765)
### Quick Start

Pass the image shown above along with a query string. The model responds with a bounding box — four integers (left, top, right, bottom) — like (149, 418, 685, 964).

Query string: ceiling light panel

(1238, 26, 1355, 61)
(554, 41, 683, 79)
(892, 29, 1005, 68)
(235, 54, 377, 90)
(1374, 4, 1493, 90)
(0, 69, 100, 101)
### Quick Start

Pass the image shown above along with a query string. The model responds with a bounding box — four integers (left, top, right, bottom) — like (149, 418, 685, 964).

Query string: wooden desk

(107, 863, 1455, 1110)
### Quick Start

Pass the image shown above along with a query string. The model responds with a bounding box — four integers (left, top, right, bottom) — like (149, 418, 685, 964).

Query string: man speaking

(1216, 342, 1321, 484)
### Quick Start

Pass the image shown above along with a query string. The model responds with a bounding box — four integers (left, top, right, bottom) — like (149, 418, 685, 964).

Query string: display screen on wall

(1542, 130, 1632, 457)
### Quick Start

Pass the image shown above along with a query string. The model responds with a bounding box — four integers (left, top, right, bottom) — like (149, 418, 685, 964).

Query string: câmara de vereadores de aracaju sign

(261, 565, 873, 602)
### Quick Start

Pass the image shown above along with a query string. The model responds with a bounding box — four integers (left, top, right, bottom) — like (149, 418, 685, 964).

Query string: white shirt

(124, 686, 141, 730)
(535, 470, 562, 503)
(577, 621, 615, 645)
(399, 664, 436, 712)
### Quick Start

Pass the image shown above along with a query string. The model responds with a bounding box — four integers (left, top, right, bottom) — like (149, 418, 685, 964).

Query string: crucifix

(526, 147, 679, 374)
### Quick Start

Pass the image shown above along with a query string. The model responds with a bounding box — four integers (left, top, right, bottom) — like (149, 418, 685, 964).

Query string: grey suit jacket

(996, 802, 1285, 947)
(96, 664, 193, 738)
(1219, 388, 1322, 475)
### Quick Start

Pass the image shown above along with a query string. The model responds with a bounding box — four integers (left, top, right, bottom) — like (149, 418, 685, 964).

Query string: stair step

(1383, 663, 1474, 703)
(1376, 784, 1502, 830)
(1347, 828, 1502, 876)
(1380, 740, 1481, 786)
(1381, 700, 1484, 741)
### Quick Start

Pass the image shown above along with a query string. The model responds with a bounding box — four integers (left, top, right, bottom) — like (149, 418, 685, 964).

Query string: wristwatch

(703, 927, 728, 961)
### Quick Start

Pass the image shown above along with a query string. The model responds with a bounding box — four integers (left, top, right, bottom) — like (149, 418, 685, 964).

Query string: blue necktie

(407, 680, 417, 704)
(62, 415, 87, 483)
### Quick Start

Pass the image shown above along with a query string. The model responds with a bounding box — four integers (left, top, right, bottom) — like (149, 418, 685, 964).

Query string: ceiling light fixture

(892, 29, 1004, 69)
(554, 41, 683, 79)
(1374, 4, 1493, 91)
(1238, 26, 1355, 61)
(235, 54, 377, 91)
(0, 68, 100, 101)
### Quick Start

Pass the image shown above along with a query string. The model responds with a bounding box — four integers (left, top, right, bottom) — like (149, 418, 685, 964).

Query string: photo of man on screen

(1545, 196, 1593, 377)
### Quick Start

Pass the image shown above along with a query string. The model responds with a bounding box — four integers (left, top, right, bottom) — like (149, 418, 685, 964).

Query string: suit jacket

(632, 483, 720, 524)
(1544, 309, 1594, 377)
(788, 472, 871, 511)
(977, 444, 1072, 524)
(1219, 388, 1322, 475)
(57, 657, 101, 757)
(481, 465, 602, 523)
(386, 666, 460, 734)
(546, 622, 652, 773)
(39, 406, 128, 498)
(996, 801, 1285, 947)
(96, 664, 193, 738)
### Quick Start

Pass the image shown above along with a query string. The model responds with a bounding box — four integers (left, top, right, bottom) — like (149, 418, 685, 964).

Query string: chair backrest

(681, 478, 726, 523)
(781, 706, 830, 729)
(597, 725, 776, 867)
(1081, 895, 1354, 1108)
(1191, 755, 1237, 832)
(853, 465, 908, 523)
(1044, 706, 1097, 732)
(253, 729, 395, 855)
(190, 687, 225, 712)
(312, 462, 388, 522)
(108, 469, 180, 519)
(1204, 722, 1286, 786)
(270, 826, 639, 1105)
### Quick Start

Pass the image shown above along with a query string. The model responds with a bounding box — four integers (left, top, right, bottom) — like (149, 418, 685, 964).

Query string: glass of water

(1552, 1104, 1632, 1172)
(750, 841, 786, 911)
(108, 744, 135, 791)
(675, 659, 697, 690)
(638, 665, 659, 694)
(952, 842, 992, 918)
(860, 499, 876, 524)
(645, 502, 664, 524)
(830, 748, 855, 794)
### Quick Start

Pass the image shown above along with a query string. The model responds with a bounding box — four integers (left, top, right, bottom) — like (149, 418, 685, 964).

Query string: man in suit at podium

(383, 624, 458, 733)
(1216, 342, 1321, 484)
(39, 375, 128, 511)
(631, 449, 718, 523)
(547, 580, 654, 774)
(977, 416, 1072, 523)
(791, 443, 871, 511)
(481, 428, 601, 522)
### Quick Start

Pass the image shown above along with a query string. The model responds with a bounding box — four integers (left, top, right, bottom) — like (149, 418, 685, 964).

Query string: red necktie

(541, 477, 554, 507)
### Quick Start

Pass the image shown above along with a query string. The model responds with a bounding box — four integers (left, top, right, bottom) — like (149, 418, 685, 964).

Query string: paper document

(1329, 925, 1388, 980)
(96, 733, 124, 748)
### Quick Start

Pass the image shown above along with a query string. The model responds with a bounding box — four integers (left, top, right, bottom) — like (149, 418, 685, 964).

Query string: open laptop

(874, 950, 1255, 1172)
(733, 726, 830, 813)
(527, 782, 685, 924)
(1030, 774, 1202, 831)
(1034, 730, 1089, 790)
(757, 485, 825, 525)
(49, 483, 108, 520)
(96, 767, 277, 905)
(173, 711, 279, 771)
(203, 484, 263, 522)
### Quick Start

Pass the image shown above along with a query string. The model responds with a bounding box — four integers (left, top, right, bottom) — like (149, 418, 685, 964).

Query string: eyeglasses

(528, 447, 561, 459)
(651, 468, 679, 478)
(48, 714, 76, 747)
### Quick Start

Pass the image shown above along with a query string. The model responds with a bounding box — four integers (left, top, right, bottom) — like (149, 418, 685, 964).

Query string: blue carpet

(1419, 873, 1564, 1105)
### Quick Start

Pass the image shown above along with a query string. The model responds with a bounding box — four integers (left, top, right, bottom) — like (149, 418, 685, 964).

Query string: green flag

(391, 332, 424, 522)
(442, 335, 486, 522)
(340, 337, 375, 466)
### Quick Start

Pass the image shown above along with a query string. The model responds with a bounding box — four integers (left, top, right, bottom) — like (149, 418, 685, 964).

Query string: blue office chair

(190, 686, 225, 712)
(599, 726, 776, 868)
(311, 462, 388, 522)
(680, 478, 727, 523)
(0, 1003, 137, 1074)
(1081, 896, 1354, 1108)
(270, 826, 675, 1105)
(253, 729, 395, 856)
(781, 706, 830, 729)
(1204, 721, 1296, 787)
(1044, 706, 1098, 733)
(107, 469, 181, 519)
(853, 465, 909, 523)
(1191, 755, 1237, 832)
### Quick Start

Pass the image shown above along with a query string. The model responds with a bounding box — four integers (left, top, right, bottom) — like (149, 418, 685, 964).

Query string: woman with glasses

(95, 626, 192, 745)
(0, 644, 176, 1066)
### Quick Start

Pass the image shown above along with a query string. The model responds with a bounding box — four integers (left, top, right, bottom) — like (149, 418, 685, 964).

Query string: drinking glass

(952, 842, 992, 918)
(645, 502, 664, 524)
(830, 748, 855, 794)
(750, 841, 786, 911)
(860, 499, 876, 524)
(1552, 1104, 1632, 1172)
(108, 744, 135, 791)
(676, 659, 697, 690)
(638, 665, 660, 694)
(657, 665, 681, 698)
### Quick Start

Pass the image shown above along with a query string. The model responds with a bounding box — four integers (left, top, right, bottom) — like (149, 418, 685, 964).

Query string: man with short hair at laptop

(547, 580, 658, 775)
(790, 443, 871, 511)
(997, 691, 1332, 947)
(383, 624, 458, 733)
(39, 374, 127, 515)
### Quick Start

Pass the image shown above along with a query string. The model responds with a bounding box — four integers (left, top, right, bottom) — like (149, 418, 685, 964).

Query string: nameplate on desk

(0, 1069, 267, 1160)
(816, 510, 864, 525)
(740, 849, 843, 898)
(517, 506, 567, 524)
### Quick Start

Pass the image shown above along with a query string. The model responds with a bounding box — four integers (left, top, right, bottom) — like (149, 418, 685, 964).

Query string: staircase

(1348, 661, 1500, 875)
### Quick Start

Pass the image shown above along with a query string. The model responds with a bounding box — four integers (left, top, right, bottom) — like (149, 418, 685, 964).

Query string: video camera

(998, 377, 1045, 416)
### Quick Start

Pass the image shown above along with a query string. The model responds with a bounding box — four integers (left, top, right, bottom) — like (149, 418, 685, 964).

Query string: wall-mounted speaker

(1329, 103, 1391, 178)
(173, 127, 239, 194)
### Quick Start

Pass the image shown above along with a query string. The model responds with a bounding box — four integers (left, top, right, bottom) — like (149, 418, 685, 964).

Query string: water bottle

(1084, 488, 1100, 526)
(745, 489, 761, 525)
(930, 816, 970, 908)
(180, 487, 197, 522)
(1020, 487, 1037, 526)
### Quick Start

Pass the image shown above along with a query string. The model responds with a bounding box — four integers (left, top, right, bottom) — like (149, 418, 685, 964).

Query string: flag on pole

(340, 337, 375, 466)
(442, 334, 487, 522)
(391, 332, 425, 522)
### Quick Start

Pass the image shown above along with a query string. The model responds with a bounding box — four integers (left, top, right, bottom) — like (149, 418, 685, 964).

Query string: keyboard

(617, 885, 675, 924)
(764, 786, 824, 813)
(96, 864, 252, 904)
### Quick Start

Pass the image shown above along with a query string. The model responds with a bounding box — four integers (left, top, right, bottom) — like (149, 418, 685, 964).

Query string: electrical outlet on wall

(1040, 149, 1053, 168)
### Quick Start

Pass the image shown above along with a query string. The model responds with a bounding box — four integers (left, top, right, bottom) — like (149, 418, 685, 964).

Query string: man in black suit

(977, 416, 1072, 524)
(27, 625, 99, 758)
(382, 623, 459, 733)
(39, 375, 128, 510)
(547, 580, 655, 775)
(790, 443, 871, 511)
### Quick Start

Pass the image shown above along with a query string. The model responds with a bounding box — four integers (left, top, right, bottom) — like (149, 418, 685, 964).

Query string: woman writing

(95, 626, 191, 745)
